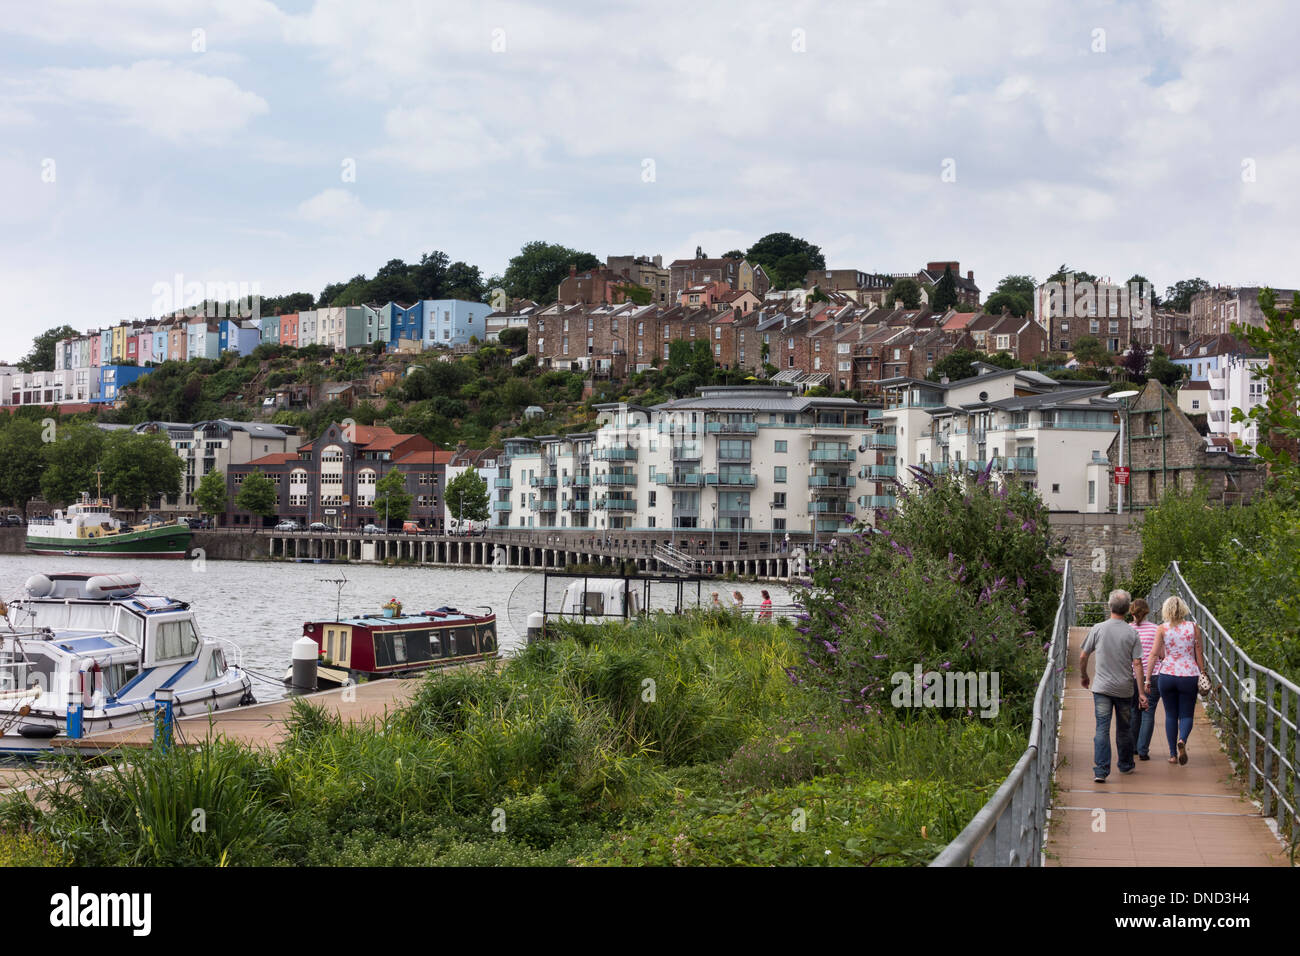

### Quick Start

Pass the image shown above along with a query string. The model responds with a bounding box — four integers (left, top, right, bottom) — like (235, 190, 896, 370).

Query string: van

(401, 521, 425, 535)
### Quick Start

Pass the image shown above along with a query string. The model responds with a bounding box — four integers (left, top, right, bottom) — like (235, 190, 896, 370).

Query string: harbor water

(0, 554, 797, 702)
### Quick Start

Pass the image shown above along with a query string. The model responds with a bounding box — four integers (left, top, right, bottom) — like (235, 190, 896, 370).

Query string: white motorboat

(0, 571, 255, 754)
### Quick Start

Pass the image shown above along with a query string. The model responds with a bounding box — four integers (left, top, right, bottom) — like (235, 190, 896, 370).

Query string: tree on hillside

(18, 325, 80, 372)
(1164, 277, 1211, 312)
(1119, 339, 1149, 382)
(721, 249, 745, 260)
(366, 259, 419, 304)
(993, 274, 1037, 298)
(100, 431, 184, 519)
(1232, 288, 1300, 496)
(0, 418, 46, 510)
(260, 292, 314, 315)
(498, 327, 528, 352)
(1046, 264, 1098, 284)
(1148, 347, 1187, 389)
(234, 470, 278, 523)
(445, 466, 489, 524)
(196, 470, 229, 522)
(503, 241, 600, 305)
(886, 278, 922, 309)
(744, 232, 825, 290)
(443, 261, 486, 301)
(1126, 274, 1161, 308)
(1072, 334, 1111, 368)
(40, 422, 107, 506)
(372, 468, 412, 526)
(927, 348, 982, 383)
(932, 266, 959, 311)
(983, 291, 1030, 317)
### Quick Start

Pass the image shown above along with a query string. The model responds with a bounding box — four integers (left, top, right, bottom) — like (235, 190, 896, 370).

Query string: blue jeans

(1132, 676, 1161, 758)
(1158, 674, 1198, 756)
(1093, 690, 1136, 779)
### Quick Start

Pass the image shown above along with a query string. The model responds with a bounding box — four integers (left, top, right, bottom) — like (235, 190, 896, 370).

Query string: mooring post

(154, 687, 175, 750)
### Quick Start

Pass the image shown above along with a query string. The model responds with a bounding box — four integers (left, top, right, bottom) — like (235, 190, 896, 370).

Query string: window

(648, 491, 656, 507)
(814, 340, 821, 352)
(773, 492, 786, 508)
(715, 327, 721, 339)
(1191, 399, 1200, 410)
(773, 518, 786, 531)
(774, 440, 787, 453)
(153, 619, 199, 660)
(1088, 480, 1096, 505)
(1051, 483, 1060, 494)
(773, 466, 787, 483)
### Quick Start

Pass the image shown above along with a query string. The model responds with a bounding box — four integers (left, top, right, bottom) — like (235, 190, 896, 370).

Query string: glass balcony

(993, 456, 1038, 473)
(662, 472, 704, 487)
(671, 444, 702, 460)
(809, 447, 854, 462)
(562, 474, 590, 486)
(867, 464, 897, 480)
(492, 500, 513, 512)
(808, 475, 856, 488)
(594, 446, 639, 460)
(493, 477, 513, 489)
(705, 421, 757, 435)
(596, 473, 638, 487)
(567, 500, 590, 511)
(866, 495, 897, 508)
(537, 501, 557, 512)
(815, 518, 849, 532)
(867, 433, 897, 449)
(598, 498, 637, 512)
(530, 475, 558, 488)
(706, 472, 756, 487)
(808, 500, 854, 514)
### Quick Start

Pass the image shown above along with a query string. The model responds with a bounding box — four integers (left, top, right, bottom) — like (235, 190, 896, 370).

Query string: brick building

(668, 251, 771, 301)
(606, 255, 670, 304)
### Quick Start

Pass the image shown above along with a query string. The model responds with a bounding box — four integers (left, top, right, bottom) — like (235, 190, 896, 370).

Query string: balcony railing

(867, 433, 897, 449)
(565, 500, 590, 511)
(705, 421, 758, 435)
(596, 473, 638, 487)
(809, 475, 856, 489)
(706, 472, 756, 487)
(536, 501, 557, 512)
(562, 474, 591, 487)
(866, 495, 897, 508)
(809, 447, 854, 462)
(656, 472, 704, 487)
(808, 500, 854, 514)
(530, 475, 558, 488)
(866, 465, 896, 480)
(594, 446, 639, 461)
(993, 456, 1038, 473)
(492, 500, 513, 512)
(493, 477, 513, 489)
(671, 444, 702, 460)
(597, 498, 637, 512)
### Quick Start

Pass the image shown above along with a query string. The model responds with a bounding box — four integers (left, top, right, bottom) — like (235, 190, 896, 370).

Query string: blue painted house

(97, 364, 153, 404)
(421, 300, 491, 348)
(386, 301, 423, 346)
(261, 314, 281, 346)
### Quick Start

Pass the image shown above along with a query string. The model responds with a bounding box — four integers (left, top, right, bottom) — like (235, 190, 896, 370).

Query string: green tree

(234, 470, 278, 522)
(372, 468, 412, 525)
(993, 274, 1037, 298)
(18, 325, 80, 373)
(745, 232, 825, 291)
(40, 422, 107, 506)
(503, 241, 600, 305)
(927, 348, 983, 383)
(932, 266, 959, 311)
(196, 469, 229, 520)
(886, 278, 922, 309)
(983, 290, 1031, 317)
(0, 418, 46, 510)
(445, 466, 490, 523)
(1046, 264, 1098, 284)
(1147, 347, 1187, 389)
(1232, 288, 1300, 495)
(99, 431, 184, 518)
(1071, 334, 1111, 368)
(1163, 277, 1210, 312)
(1126, 274, 1160, 308)
(498, 327, 528, 351)
(1118, 339, 1149, 381)
(443, 261, 486, 301)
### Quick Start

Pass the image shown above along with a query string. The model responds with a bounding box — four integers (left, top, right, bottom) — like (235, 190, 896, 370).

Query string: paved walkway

(1047, 627, 1289, 866)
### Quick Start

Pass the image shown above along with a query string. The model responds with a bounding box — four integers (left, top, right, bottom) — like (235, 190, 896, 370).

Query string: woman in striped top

(1129, 599, 1160, 761)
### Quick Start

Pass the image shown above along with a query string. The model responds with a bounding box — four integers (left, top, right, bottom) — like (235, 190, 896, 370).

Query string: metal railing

(1149, 561, 1299, 845)
(931, 560, 1074, 867)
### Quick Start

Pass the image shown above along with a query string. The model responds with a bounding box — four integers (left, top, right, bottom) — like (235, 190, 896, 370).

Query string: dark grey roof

(986, 386, 1115, 412)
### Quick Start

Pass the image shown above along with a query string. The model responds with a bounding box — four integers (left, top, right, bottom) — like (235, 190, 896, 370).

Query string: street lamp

(711, 501, 717, 556)
(1111, 390, 1139, 515)
(769, 499, 776, 554)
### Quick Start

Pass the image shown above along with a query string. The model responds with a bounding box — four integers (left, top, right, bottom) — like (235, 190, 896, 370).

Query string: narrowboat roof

(321, 608, 493, 628)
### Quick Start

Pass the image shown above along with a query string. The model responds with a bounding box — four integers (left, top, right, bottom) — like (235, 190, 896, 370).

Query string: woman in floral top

(1145, 596, 1205, 765)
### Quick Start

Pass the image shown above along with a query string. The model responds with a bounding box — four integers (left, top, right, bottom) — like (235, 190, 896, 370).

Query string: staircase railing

(930, 560, 1074, 866)
(1148, 561, 1299, 846)
(652, 544, 697, 574)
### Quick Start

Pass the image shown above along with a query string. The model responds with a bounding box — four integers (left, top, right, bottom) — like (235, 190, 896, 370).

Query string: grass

(0, 611, 1026, 867)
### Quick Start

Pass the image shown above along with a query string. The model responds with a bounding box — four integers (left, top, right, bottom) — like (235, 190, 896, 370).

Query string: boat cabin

(301, 607, 497, 678)
(556, 579, 642, 619)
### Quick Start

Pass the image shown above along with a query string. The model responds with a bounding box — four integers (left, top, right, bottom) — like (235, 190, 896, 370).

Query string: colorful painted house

(97, 364, 153, 404)
(260, 314, 281, 346)
(279, 313, 299, 347)
(421, 300, 492, 348)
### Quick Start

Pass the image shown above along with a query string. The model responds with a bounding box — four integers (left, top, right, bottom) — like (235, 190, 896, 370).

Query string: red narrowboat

(285, 606, 497, 688)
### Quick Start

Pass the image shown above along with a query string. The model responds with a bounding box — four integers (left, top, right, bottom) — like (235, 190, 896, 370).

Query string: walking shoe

(1094, 776, 1106, 783)
(1138, 754, 1150, 761)
(1177, 739, 1187, 765)
(1120, 766, 1135, 774)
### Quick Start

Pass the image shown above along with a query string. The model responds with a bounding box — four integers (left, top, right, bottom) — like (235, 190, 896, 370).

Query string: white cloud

(297, 188, 390, 236)
(45, 60, 268, 143)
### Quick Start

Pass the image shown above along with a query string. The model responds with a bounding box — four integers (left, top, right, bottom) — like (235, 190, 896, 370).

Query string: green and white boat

(27, 494, 192, 559)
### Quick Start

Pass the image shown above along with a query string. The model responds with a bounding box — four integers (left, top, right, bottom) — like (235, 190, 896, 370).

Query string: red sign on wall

(1114, 466, 1131, 485)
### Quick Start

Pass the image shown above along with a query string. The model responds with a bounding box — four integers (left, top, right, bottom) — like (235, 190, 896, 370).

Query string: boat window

(153, 619, 199, 660)
(478, 625, 495, 653)
(448, 631, 457, 655)
(338, 633, 347, 662)
(116, 611, 144, 645)
(393, 635, 407, 663)
(106, 661, 141, 695)
(204, 649, 226, 682)
(583, 592, 605, 615)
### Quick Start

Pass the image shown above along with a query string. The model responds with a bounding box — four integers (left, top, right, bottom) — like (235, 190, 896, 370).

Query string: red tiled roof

(247, 452, 298, 466)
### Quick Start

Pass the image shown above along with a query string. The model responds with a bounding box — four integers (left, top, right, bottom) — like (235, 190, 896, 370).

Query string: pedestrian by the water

(710, 592, 722, 610)
(758, 589, 773, 621)
(1146, 595, 1205, 765)
(1079, 589, 1147, 783)
(783, 533, 790, 553)
(731, 590, 744, 612)
(1129, 598, 1161, 760)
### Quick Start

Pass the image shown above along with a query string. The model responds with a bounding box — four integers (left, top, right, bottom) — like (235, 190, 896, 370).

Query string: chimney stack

(967, 270, 974, 283)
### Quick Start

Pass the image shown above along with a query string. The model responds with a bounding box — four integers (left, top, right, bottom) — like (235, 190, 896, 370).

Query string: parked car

(448, 518, 487, 535)
(401, 521, 426, 535)
(360, 523, 385, 534)
(275, 520, 302, 532)
(3, 515, 24, 526)
(308, 522, 335, 533)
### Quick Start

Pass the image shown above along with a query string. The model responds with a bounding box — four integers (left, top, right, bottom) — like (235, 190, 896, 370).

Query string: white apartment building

(1207, 354, 1268, 449)
(494, 386, 876, 536)
(875, 365, 1119, 513)
(0, 368, 84, 406)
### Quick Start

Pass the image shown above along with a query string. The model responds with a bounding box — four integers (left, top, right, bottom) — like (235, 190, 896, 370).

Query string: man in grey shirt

(1080, 589, 1148, 782)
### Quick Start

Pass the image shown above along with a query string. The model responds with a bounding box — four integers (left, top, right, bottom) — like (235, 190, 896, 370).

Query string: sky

(1, 0, 1298, 361)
